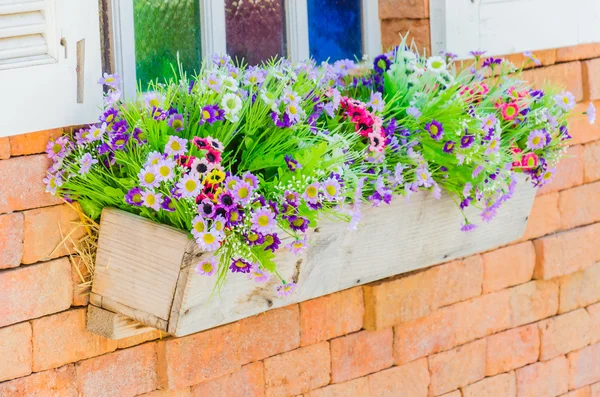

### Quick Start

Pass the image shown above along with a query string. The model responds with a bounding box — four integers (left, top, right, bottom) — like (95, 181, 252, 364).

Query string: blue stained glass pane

(307, 0, 363, 63)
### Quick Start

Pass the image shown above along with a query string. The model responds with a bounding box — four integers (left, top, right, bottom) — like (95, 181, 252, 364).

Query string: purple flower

(251, 207, 276, 234)
(195, 256, 217, 276)
(286, 235, 308, 255)
(588, 102, 596, 125)
(472, 165, 484, 178)
(560, 125, 572, 141)
(198, 199, 216, 218)
(415, 165, 433, 188)
(469, 50, 487, 58)
(284, 155, 302, 172)
(460, 134, 475, 149)
(442, 140, 455, 154)
(218, 191, 236, 211)
(485, 137, 500, 155)
(46, 136, 71, 160)
(245, 231, 265, 246)
(263, 233, 281, 252)
(125, 187, 144, 207)
(554, 91, 576, 111)
(288, 216, 309, 232)
(373, 54, 391, 74)
(276, 282, 297, 297)
(406, 106, 421, 119)
(526, 129, 547, 150)
(530, 89, 545, 100)
(461, 222, 478, 232)
(523, 51, 541, 66)
(168, 113, 184, 132)
(78, 153, 98, 175)
(199, 105, 222, 125)
(133, 128, 146, 144)
(98, 73, 121, 88)
(248, 264, 270, 283)
(232, 181, 253, 205)
(482, 57, 502, 68)
(161, 196, 176, 212)
(425, 120, 444, 141)
(230, 258, 252, 274)
(110, 133, 130, 151)
(165, 136, 187, 157)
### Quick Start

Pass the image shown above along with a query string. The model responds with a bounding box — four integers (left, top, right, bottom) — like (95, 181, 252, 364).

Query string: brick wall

(2, 3, 600, 396)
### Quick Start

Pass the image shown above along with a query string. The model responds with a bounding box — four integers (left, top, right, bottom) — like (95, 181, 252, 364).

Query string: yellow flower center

(230, 211, 239, 222)
(144, 173, 155, 184)
(326, 185, 337, 197)
(52, 143, 62, 154)
(149, 98, 160, 108)
(132, 193, 141, 203)
(146, 195, 155, 205)
(235, 260, 246, 268)
(172, 119, 183, 129)
(431, 60, 443, 69)
(105, 77, 115, 83)
(306, 186, 318, 198)
(257, 215, 270, 227)
(506, 106, 516, 116)
(214, 220, 224, 231)
(237, 187, 249, 199)
(532, 136, 541, 145)
(194, 221, 205, 233)
(201, 262, 213, 272)
(202, 110, 211, 119)
(293, 218, 304, 227)
(159, 165, 170, 177)
(430, 125, 438, 134)
(203, 233, 215, 244)
(264, 235, 274, 245)
(489, 140, 497, 149)
(171, 141, 181, 151)
(185, 180, 197, 192)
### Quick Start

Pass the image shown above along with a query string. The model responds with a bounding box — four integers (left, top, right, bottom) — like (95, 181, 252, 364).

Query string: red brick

(428, 339, 486, 396)
(0, 364, 77, 397)
(560, 262, 600, 313)
(264, 342, 330, 397)
(0, 212, 24, 269)
(583, 141, 600, 183)
(300, 287, 363, 346)
(71, 256, 90, 306)
(522, 61, 584, 102)
(569, 101, 600, 145)
(539, 309, 592, 361)
(305, 377, 370, 397)
(593, 383, 600, 397)
(559, 182, 600, 230)
(588, 302, 600, 345)
(539, 145, 584, 195)
(569, 343, 600, 389)
(486, 324, 540, 376)
(378, 0, 429, 19)
(9, 129, 62, 156)
(0, 258, 72, 327)
(138, 390, 191, 397)
(462, 372, 516, 397)
(439, 392, 461, 397)
(239, 305, 300, 364)
(432, 255, 483, 308)
(190, 362, 264, 397)
(556, 44, 600, 62)
(516, 356, 569, 397)
(76, 343, 157, 397)
(534, 224, 600, 280)
(367, 358, 429, 397)
(157, 323, 240, 390)
(331, 328, 393, 383)
(22, 203, 85, 264)
(562, 387, 592, 397)
(482, 242, 535, 293)
(31, 308, 118, 371)
(393, 290, 510, 365)
(381, 19, 430, 53)
(0, 137, 9, 159)
(509, 280, 559, 327)
(583, 59, 600, 100)
(364, 269, 436, 329)
(521, 193, 561, 241)
(0, 322, 32, 382)
(364, 257, 482, 330)
(0, 154, 62, 214)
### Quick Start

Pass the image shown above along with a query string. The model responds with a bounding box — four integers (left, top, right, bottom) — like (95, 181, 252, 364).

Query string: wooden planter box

(87, 176, 536, 339)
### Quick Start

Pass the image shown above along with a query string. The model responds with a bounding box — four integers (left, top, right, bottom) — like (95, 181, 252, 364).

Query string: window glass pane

(133, 0, 202, 85)
(225, 0, 286, 65)
(307, 0, 363, 63)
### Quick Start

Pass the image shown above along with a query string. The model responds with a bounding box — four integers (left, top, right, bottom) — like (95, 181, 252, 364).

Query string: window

(0, 0, 103, 137)
(430, 0, 600, 59)
(109, 0, 381, 97)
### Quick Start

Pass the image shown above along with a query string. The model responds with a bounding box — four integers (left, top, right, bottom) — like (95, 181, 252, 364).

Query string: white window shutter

(0, 0, 103, 138)
(431, 0, 600, 59)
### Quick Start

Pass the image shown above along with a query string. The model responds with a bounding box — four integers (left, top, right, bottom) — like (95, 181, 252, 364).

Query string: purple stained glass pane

(225, 0, 287, 65)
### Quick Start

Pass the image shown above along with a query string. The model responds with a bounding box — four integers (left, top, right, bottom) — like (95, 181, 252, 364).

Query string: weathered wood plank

(92, 208, 190, 320)
(86, 305, 157, 340)
(89, 176, 536, 338)
(169, 177, 536, 336)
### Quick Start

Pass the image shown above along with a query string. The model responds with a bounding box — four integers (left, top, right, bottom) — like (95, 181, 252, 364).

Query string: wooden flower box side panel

(88, 177, 536, 338)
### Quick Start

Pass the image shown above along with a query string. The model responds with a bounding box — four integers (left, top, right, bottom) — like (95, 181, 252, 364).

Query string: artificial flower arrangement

(45, 43, 593, 294)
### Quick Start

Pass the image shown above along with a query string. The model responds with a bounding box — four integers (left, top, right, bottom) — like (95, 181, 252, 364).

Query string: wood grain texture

(86, 305, 156, 339)
(92, 208, 190, 320)
(89, 177, 536, 338)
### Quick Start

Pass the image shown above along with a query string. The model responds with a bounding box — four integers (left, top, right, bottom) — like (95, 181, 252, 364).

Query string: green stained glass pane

(133, 0, 202, 86)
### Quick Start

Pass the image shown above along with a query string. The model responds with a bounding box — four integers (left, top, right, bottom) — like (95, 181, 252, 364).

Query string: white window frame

(111, 0, 381, 98)
(430, 0, 600, 60)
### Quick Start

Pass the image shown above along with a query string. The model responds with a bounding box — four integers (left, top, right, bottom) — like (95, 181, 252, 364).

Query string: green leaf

(79, 199, 102, 220)
(104, 186, 125, 198)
